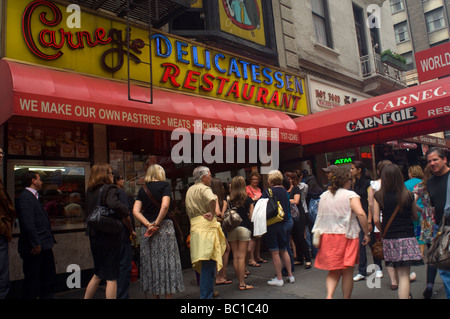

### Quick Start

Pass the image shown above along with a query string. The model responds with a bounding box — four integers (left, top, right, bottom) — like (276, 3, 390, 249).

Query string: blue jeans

(438, 269, 450, 299)
(0, 236, 10, 299)
(200, 260, 216, 299)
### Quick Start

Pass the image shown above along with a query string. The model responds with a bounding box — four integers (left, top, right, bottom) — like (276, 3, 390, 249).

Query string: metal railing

(360, 53, 407, 85)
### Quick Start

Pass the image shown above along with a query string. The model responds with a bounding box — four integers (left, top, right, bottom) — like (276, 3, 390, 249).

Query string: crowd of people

(0, 143, 449, 300)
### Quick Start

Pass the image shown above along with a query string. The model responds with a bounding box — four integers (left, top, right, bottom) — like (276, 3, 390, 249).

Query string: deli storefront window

(5, 116, 92, 232)
(8, 161, 91, 232)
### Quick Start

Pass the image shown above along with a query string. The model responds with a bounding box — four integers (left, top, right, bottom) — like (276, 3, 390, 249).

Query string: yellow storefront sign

(5, 0, 308, 115)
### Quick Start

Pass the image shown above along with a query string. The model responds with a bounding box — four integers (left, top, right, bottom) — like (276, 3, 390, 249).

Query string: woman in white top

(312, 167, 370, 299)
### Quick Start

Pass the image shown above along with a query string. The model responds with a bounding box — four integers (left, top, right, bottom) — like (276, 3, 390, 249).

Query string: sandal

(248, 262, 261, 267)
(256, 259, 268, 263)
(239, 284, 254, 290)
(216, 279, 232, 285)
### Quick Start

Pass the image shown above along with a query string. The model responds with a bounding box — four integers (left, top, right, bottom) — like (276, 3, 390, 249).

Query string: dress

(137, 181, 185, 295)
(312, 189, 361, 270)
(376, 191, 423, 268)
(413, 182, 436, 244)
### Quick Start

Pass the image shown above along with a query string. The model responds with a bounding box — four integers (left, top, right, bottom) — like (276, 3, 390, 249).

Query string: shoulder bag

(266, 188, 285, 226)
(142, 184, 184, 243)
(424, 213, 450, 270)
(86, 186, 123, 234)
(371, 204, 400, 260)
(222, 200, 242, 233)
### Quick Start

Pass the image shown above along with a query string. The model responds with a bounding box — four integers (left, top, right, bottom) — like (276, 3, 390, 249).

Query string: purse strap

(382, 204, 400, 238)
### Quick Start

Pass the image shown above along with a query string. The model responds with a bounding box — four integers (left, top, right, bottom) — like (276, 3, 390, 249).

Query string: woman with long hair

(227, 176, 255, 290)
(132, 164, 185, 299)
(285, 171, 312, 269)
(211, 178, 232, 285)
(413, 165, 437, 298)
(312, 167, 370, 299)
(84, 163, 135, 299)
(373, 163, 424, 299)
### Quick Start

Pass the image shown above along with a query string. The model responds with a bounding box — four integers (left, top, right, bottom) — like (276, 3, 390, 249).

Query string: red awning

(0, 59, 300, 144)
(295, 76, 450, 155)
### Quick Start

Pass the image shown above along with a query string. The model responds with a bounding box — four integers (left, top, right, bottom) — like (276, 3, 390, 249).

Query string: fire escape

(70, 0, 193, 104)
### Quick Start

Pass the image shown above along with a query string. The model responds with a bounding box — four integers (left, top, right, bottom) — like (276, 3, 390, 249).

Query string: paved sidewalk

(55, 252, 447, 300)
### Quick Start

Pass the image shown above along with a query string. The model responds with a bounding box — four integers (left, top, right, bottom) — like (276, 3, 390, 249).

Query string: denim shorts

(264, 221, 289, 251)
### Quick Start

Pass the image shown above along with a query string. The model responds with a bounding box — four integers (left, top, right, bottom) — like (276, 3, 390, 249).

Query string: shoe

(423, 285, 433, 299)
(410, 272, 417, 282)
(375, 270, 383, 278)
(305, 262, 312, 269)
(353, 274, 366, 282)
(288, 276, 295, 283)
(267, 277, 284, 287)
(391, 285, 398, 290)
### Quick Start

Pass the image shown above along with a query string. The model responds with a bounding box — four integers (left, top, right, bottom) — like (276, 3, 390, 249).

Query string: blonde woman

(228, 176, 255, 290)
(133, 164, 184, 299)
(260, 170, 294, 287)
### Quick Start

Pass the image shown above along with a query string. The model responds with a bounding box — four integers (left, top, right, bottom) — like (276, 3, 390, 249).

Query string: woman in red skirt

(312, 167, 370, 299)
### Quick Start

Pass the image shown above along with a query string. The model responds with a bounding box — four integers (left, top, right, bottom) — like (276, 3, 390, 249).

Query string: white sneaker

(267, 277, 284, 287)
(353, 274, 366, 282)
(376, 270, 384, 278)
(288, 276, 295, 283)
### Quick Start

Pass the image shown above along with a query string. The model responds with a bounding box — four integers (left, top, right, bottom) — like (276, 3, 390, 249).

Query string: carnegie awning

(295, 76, 450, 155)
(0, 59, 300, 144)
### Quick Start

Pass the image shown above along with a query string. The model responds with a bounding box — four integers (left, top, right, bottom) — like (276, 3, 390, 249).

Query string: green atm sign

(332, 157, 354, 165)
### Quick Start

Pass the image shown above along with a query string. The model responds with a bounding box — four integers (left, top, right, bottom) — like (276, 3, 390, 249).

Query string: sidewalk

(55, 251, 447, 300)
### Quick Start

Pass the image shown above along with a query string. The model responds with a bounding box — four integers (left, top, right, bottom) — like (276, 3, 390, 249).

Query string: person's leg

(387, 266, 398, 288)
(341, 267, 354, 299)
(105, 280, 117, 299)
(0, 236, 10, 299)
(271, 250, 282, 280)
(217, 240, 231, 283)
(84, 274, 101, 299)
(438, 269, 450, 299)
(200, 260, 217, 299)
(238, 241, 251, 288)
(280, 249, 293, 277)
(326, 270, 342, 299)
(117, 240, 131, 299)
(397, 267, 411, 299)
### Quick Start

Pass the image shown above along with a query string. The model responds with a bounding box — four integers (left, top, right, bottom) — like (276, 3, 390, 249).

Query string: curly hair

(329, 167, 351, 195)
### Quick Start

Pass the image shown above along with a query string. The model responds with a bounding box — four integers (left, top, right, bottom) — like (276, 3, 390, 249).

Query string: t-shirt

(427, 171, 450, 226)
(246, 185, 262, 201)
(136, 181, 172, 222)
(185, 182, 218, 219)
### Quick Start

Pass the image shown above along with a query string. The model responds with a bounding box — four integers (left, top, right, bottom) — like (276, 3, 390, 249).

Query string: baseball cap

(322, 165, 338, 173)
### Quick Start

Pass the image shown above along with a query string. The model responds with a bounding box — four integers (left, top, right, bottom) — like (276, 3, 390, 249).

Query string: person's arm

(350, 197, 370, 245)
(202, 199, 217, 221)
(373, 199, 382, 234)
(290, 193, 300, 205)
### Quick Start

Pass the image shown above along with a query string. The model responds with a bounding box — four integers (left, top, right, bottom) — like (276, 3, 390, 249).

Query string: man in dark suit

(16, 171, 56, 299)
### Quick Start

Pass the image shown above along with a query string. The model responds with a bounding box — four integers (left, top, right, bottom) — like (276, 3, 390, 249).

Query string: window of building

(394, 21, 410, 43)
(390, 0, 405, 14)
(425, 8, 446, 33)
(311, 0, 332, 48)
(401, 51, 415, 71)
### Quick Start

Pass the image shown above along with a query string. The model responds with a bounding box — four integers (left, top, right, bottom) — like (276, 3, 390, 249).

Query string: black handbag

(266, 188, 284, 226)
(87, 186, 123, 234)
